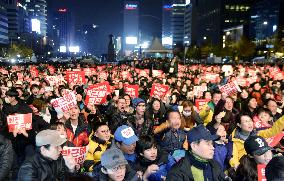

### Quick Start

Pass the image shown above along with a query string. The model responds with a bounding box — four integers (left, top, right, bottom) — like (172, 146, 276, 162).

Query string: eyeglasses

(98, 129, 110, 134)
(108, 165, 126, 173)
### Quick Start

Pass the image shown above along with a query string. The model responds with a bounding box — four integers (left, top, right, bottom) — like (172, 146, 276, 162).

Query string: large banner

(7, 113, 32, 132)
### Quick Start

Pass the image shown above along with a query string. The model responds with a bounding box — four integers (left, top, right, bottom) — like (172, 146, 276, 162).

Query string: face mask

(7, 82, 12, 87)
(183, 111, 191, 117)
(4, 97, 10, 104)
(59, 134, 66, 139)
(42, 113, 51, 123)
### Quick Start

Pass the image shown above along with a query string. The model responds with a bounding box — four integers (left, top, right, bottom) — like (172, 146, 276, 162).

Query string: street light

(263, 21, 268, 25)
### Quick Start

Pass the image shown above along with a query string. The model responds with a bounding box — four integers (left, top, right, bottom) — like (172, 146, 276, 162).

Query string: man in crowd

(18, 129, 76, 180)
(166, 125, 230, 180)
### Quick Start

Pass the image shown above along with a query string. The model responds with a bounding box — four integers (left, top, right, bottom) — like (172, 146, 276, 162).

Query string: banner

(66, 71, 86, 85)
(257, 164, 266, 181)
(7, 113, 32, 132)
(51, 92, 77, 113)
(61, 147, 87, 165)
(150, 83, 169, 99)
(218, 81, 241, 96)
(85, 82, 110, 105)
(124, 84, 139, 98)
(195, 99, 210, 111)
(83, 68, 95, 77)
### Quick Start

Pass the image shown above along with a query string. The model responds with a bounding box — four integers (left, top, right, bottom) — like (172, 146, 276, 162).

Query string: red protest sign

(7, 113, 32, 132)
(66, 71, 86, 85)
(124, 84, 139, 98)
(253, 116, 271, 129)
(219, 81, 241, 96)
(51, 92, 77, 113)
(85, 82, 110, 105)
(136, 69, 149, 77)
(266, 133, 284, 147)
(83, 68, 95, 77)
(30, 67, 39, 77)
(195, 99, 210, 111)
(150, 83, 169, 99)
(152, 70, 163, 77)
(257, 164, 266, 181)
(61, 147, 87, 165)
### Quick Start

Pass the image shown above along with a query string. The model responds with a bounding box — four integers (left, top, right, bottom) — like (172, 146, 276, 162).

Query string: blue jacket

(136, 151, 176, 181)
(213, 141, 233, 171)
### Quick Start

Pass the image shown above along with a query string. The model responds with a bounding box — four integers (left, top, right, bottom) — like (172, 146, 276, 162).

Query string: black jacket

(166, 153, 230, 181)
(0, 135, 14, 181)
(17, 152, 69, 181)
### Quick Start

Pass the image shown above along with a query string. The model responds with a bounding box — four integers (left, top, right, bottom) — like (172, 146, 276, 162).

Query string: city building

(50, 7, 75, 53)
(184, 1, 192, 45)
(250, 0, 284, 45)
(171, 0, 185, 45)
(162, 0, 173, 48)
(191, 0, 253, 46)
(123, 1, 139, 55)
(23, 0, 47, 36)
(0, 0, 8, 45)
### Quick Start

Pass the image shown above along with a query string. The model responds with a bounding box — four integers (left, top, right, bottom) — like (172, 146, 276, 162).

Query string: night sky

(50, 0, 162, 54)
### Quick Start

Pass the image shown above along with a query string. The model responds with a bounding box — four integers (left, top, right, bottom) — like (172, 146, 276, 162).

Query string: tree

(186, 45, 201, 59)
(7, 44, 33, 58)
(235, 36, 256, 60)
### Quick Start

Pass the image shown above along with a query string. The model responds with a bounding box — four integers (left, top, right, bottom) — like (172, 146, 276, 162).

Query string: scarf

(188, 152, 213, 181)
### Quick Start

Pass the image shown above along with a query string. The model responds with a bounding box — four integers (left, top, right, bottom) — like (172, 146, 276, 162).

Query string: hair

(136, 135, 157, 156)
(30, 84, 40, 90)
(258, 108, 272, 117)
(117, 96, 126, 102)
(235, 155, 258, 181)
(212, 90, 222, 96)
(50, 122, 66, 131)
(6, 87, 19, 98)
(166, 110, 180, 120)
(36, 144, 51, 153)
(266, 156, 284, 181)
(188, 140, 201, 151)
(266, 98, 277, 106)
(64, 173, 93, 181)
(236, 113, 252, 124)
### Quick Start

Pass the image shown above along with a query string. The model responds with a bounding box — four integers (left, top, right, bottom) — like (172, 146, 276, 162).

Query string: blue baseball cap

(114, 125, 139, 145)
(187, 125, 220, 143)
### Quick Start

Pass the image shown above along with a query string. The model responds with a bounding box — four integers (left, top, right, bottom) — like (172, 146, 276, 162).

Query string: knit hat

(132, 98, 145, 108)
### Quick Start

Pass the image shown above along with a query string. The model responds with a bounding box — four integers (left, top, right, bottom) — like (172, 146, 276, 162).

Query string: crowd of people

(0, 58, 284, 181)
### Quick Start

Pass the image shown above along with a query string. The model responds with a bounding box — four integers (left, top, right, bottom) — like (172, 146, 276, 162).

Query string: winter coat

(199, 101, 215, 125)
(136, 150, 176, 181)
(166, 152, 230, 181)
(0, 135, 14, 181)
(17, 152, 69, 181)
(65, 117, 89, 147)
(213, 141, 233, 171)
(159, 128, 187, 154)
(109, 111, 131, 133)
(230, 115, 284, 168)
(83, 133, 112, 172)
(126, 114, 154, 138)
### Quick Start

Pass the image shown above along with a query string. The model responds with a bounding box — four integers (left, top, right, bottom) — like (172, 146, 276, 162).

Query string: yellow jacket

(84, 133, 112, 172)
(199, 107, 214, 125)
(230, 115, 284, 168)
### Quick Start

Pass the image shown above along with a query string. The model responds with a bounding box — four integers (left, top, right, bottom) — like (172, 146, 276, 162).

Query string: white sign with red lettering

(219, 81, 241, 96)
(7, 113, 32, 132)
(51, 92, 77, 113)
(61, 147, 87, 165)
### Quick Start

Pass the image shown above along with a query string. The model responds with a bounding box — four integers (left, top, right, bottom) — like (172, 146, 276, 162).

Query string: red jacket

(65, 119, 89, 147)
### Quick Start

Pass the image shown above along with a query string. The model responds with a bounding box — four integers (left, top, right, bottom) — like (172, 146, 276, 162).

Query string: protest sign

(45, 76, 64, 86)
(66, 71, 86, 85)
(61, 147, 87, 165)
(51, 91, 77, 113)
(124, 84, 139, 98)
(98, 71, 108, 80)
(150, 83, 169, 99)
(30, 67, 39, 77)
(195, 99, 210, 111)
(7, 113, 32, 132)
(257, 164, 266, 181)
(152, 70, 163, 77)
(219, 81, 241, 96)
(85, 82, 110, 105)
